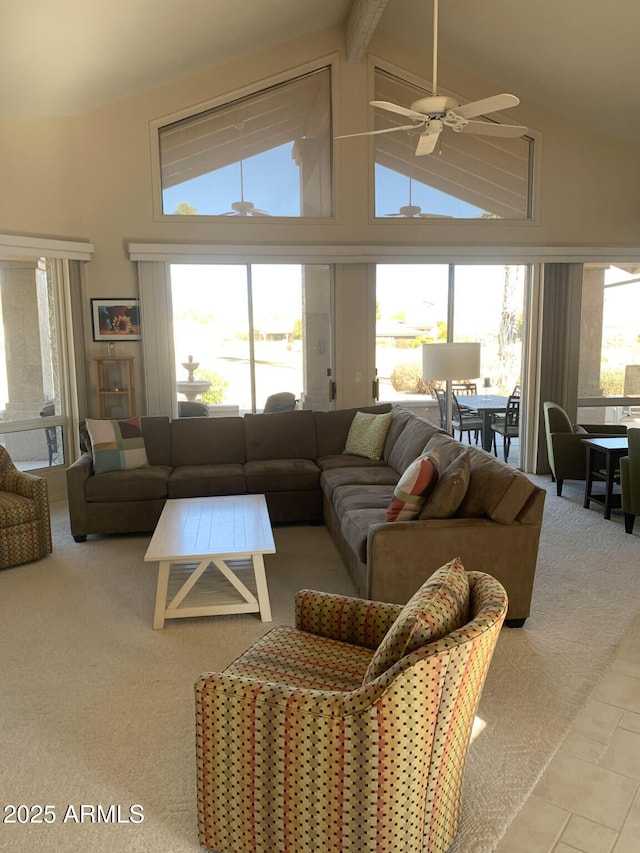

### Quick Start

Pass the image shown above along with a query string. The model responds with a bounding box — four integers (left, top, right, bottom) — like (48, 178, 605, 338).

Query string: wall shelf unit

(95, 357, 135, 418)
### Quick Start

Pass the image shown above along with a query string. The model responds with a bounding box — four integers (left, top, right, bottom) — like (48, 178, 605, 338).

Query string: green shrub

(390, 361, 432, 394)
(599, 367, 624, 396)
(195, 368, 229, 404)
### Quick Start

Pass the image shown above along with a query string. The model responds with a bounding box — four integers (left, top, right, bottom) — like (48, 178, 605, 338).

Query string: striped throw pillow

(385, 452, 438, 521)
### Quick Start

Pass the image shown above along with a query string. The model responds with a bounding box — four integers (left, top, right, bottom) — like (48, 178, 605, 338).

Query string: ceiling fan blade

(415, 130, 441, 156)
(370, 100, 426, 121)
(336, 124, 420, 140)
(453, 94, 520, 120)
(462, 119, 528, 137)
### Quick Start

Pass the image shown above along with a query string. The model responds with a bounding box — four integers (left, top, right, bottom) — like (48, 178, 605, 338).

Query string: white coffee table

(144, 494, 275, 629)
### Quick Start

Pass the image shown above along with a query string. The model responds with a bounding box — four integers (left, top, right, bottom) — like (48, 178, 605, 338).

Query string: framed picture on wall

(91, 298, 141, 341)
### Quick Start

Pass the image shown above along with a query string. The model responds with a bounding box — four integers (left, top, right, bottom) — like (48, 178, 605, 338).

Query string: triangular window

(158, 66, 332, 218)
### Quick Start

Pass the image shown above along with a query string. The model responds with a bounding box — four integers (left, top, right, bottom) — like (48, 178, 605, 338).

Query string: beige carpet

(0, 480, 638, 853)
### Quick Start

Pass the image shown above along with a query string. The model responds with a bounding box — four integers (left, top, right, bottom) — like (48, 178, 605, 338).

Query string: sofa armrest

(366, 515, 542, 621)
(294, 589, 402, 649)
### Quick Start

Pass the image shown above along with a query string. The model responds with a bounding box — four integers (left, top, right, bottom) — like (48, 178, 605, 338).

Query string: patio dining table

(456, 394, 509, 452)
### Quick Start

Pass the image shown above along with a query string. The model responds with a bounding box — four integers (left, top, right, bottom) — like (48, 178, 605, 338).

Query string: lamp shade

(422, 342, 481, 381)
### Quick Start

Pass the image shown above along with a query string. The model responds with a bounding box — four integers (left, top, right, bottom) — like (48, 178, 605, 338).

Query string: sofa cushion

(332, 483, 396, 518)
(320, 465, 399, 498)
(167, 464, 246, 498)
(459, 451, 536, 523)
(244, 458, 321, 493)
(385, 453, 438, 522)
(85, 466, 171, 501)
(244, 410, 317, 460)
(386, 413, 443, 473)
(316, 454, 390, 472)
(343, 411, 392, 460)
(86, 417, 149, 474)
(419, 435, 471, 519)
(340, 506, 388, 563)
(170, 417, 245, 466)
(364, 558, 469, 683)
(314, 405, 392, 457)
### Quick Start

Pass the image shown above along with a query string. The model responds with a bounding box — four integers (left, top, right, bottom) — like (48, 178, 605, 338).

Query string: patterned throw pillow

(85, 417, 149, 475)
(364, 557, 470, 683)
(343, 411, 393, 460)
(385, 452, 438, 522)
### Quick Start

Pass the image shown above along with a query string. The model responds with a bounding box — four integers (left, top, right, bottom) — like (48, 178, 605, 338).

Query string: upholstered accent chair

(621, 427, 640, 534)
(195, 559, 508, 853)
(543, 401, 627, 496)
(0, 445, 52, 569)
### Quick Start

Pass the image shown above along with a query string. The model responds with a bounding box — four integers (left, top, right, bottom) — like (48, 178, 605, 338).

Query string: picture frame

(91, 298, 141, 341)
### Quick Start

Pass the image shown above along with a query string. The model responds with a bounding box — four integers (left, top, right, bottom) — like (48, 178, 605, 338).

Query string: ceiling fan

(385, 177, 451, 218)
(221, 157, 269, 216)
(338, 0, 527, 156)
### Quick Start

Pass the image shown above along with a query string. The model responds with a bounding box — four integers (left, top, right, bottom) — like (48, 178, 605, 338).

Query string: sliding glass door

(0, 258, 75, 471)
(376, 263, 527, 402)
(170, 263, 333, 413)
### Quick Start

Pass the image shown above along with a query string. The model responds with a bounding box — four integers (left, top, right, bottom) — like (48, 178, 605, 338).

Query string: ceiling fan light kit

(337, 0, 527, 156)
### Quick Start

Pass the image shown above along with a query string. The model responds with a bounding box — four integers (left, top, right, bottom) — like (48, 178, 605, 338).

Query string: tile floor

(495, 615, 640, 852)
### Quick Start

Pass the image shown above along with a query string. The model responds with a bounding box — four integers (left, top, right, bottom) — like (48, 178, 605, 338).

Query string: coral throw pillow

(343, 411, 393, 460)
(85, 417, 149, 474)
(385, 453, 438, 522)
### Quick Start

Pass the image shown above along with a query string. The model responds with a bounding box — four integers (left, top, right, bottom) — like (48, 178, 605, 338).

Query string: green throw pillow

(343, 411, 393, 460)
(86, 417, 149, 475)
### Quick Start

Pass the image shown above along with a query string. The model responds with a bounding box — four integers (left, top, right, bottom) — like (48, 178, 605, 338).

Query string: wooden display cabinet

(95, 357, 135, 418)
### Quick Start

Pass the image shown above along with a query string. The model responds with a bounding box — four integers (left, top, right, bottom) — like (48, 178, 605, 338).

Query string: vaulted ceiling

(2, 0, 639, 148)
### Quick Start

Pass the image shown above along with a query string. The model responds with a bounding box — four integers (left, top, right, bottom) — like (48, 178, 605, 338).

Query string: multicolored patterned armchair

(0, 445, 52, 569)
(195, 559, 507, 853)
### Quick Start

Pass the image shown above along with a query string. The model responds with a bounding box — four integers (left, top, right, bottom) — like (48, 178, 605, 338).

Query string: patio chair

(195, 559, 508, 853)
(263, 391, 297, 413)
(491, 393, 520, 462)
(452, 393, 482, 443)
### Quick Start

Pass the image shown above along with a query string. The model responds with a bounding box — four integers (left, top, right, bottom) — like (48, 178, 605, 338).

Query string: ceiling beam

(345, 0, 390, 63)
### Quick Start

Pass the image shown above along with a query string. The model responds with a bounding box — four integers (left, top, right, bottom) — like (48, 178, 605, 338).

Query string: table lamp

(423, 342, 481, 434)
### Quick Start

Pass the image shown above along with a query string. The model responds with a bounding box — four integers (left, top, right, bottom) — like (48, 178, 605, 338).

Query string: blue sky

(162, 142, 483, 218)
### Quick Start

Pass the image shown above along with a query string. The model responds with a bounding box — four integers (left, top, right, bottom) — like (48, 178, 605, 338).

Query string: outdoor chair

(195, 559, 508, 853)
(263, 391, 297, 413)
(491, 393, 520, 462)
(177, 400, 209, 417)
(0, 445, 52, 569)
(452, 393, 482, 443)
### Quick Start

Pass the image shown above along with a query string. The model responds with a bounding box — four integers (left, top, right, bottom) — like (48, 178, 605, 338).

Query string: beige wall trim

(0, 234, 94, 261)
(128, 242, 640, 265)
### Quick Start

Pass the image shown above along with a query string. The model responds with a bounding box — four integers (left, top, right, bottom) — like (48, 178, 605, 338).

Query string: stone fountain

(176, 355, 212, 402)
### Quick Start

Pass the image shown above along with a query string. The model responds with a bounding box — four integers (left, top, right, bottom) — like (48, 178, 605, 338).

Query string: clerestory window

(158, 66, 333, 218)
(373, 68, 534, 220)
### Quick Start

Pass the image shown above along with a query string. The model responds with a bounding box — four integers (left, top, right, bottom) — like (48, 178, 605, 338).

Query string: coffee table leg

(153, 561, 170, 629)
(252, 554, 272, 622)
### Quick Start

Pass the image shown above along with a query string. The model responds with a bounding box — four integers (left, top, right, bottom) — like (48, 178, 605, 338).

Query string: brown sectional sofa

(66, 404, 545, 626)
